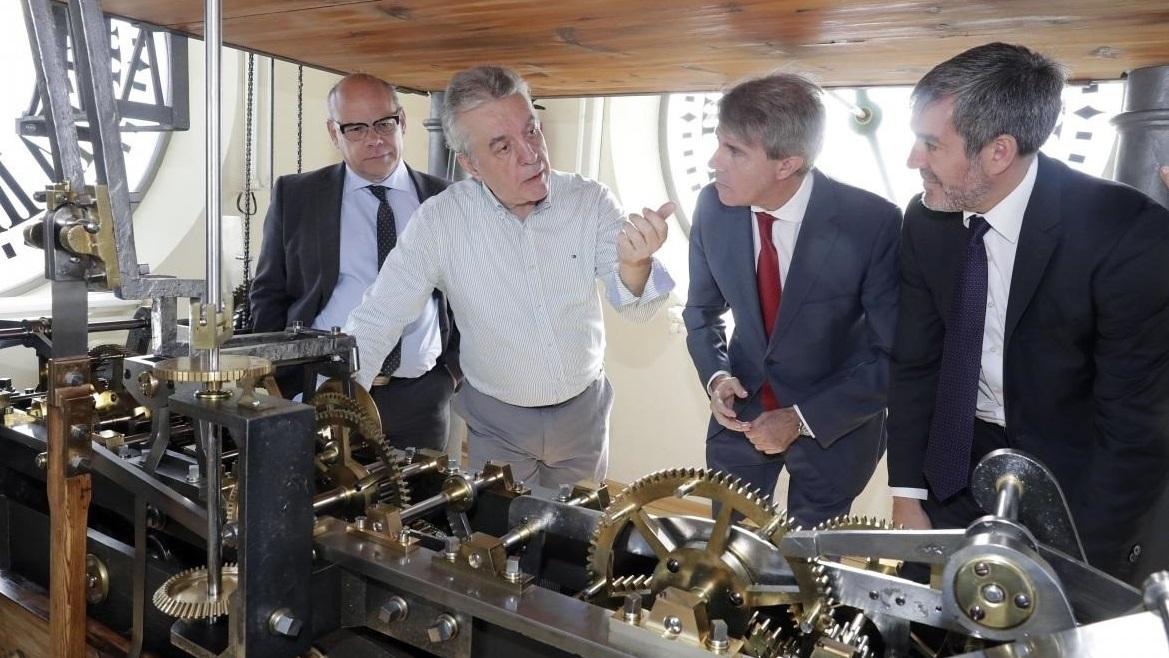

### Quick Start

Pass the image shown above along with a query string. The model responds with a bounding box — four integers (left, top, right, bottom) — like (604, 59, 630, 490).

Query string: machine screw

(511, 479, 526, 493)
(869, 590, 880, 600)
(974, 562, 991, 577)
(622, 594, 642, 623)
(968, 605, 986, 621)
(377, 596, 409, 624)
(707, 619, 730, 652)
(664, 616, 683, 635)
(427, 614, 459, 643)
(981, 584, 1006, 604)
(444, 536, 460, 562)
(1014, 593, 1032, 609)
(728, 590, 744, 607)
(467, 552, 483, 569)
(504, 555, 523, 582)
(34, 452, 47, 470)
(894, 595, 906, 606)
(268, 608, 303, 638)
(398, 528, 412, 546)
(371, 521, 385, 533)
(185, 464, 201, 483)
(666, 559, 680, 573)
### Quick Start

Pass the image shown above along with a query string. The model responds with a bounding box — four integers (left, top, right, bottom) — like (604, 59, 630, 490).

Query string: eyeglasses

(334, 112, 402, 142)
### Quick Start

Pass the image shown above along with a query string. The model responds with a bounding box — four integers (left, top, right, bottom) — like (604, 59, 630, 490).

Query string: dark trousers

(922, 419, 1010, 530)
(706, 438, 855, 528)
(369, 364, 456, 453)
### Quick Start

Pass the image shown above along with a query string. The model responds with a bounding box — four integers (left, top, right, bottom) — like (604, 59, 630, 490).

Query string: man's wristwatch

(795, 415, 811, 437)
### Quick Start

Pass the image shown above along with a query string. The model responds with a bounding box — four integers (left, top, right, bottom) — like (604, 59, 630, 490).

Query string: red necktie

(756, 211, 782, 410)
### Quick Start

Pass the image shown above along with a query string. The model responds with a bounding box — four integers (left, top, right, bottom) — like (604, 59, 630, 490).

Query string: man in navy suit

(887, 42, 1169, 582)
(251, 73, 460, 452)
(683, 74, 901, 526)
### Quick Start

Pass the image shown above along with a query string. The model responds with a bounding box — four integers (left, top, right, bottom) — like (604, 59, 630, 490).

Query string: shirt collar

(751, 172, 815, 223)
(344, 160, 411, 196)
(962, 156, 1038, 244)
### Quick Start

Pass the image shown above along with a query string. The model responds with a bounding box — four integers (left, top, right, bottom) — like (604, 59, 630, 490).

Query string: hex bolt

(185, 464, 201, 483)
(354, 516, 368, 531)
(974, 562, 991, 577)
(504, 555, 523, 582)
(268, 608, 303, 638)
(968, 605, 986, 622)
(377, 596, 409, 624)
(1014, 593, 1032, 609)
(622, 594, 642, 623)
(427, 614, 459, 643)
(557, 484, 574, 502)
(707, 619, 730, 652)
(666, 558, 680, 573)
(398, 528, 412, 546)
(981, 583, 1006, 604)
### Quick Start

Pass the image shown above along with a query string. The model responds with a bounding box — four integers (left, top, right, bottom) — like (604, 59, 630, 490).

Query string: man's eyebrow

(488, 134, 509, 149)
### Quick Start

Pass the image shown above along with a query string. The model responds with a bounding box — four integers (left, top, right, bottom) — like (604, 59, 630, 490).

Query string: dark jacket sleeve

(250, 175, 292, 332)
(683, 189, 732, 391)
(886, 201, 945, 489)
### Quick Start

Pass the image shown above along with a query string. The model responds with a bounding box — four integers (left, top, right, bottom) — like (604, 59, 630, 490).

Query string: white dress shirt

(707, 173, 815, 435)
(892, 156, 1039, 501)
(344, 170, 674, 406)
(311, 163, 442, 378)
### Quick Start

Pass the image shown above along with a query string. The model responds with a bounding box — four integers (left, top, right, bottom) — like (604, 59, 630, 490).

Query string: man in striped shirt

(344, 66, 675, 487)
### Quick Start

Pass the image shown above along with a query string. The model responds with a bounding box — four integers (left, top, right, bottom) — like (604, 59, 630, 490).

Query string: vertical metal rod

(993, 476, 1022, 521)
(204, 0, 222, 370)
(268, 57, 276, 189)
(202, 420, 223, 604)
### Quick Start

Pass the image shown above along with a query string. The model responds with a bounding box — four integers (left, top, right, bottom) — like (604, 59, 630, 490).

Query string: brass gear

(788, 515, 898, 634)
(315, 377, 382, 433)
(312, 392, 409, 509)
(744, 611, 787, 658)
(586, 468, 792, 638)
(153, 564, 238, 619)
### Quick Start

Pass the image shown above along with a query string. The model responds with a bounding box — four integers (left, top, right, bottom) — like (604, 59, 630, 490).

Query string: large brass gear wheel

(312, 392, 409, 509)
(153, 564, 238, 619)
(587, 468, 797, 639)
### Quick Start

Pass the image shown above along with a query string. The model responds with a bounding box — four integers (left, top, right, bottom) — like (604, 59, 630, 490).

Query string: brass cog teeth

(153, 563, 239, 620)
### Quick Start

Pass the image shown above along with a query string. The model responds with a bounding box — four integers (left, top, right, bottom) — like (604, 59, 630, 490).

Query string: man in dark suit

(683, 74, 901, 527)
(887, 42, 1169, 582)
(251, 73, 460, 452)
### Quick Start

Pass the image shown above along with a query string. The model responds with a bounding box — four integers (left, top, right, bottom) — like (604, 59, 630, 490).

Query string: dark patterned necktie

(367, 185, 402, 376)
(756, 211, 782, 411)
(924, 215, 991, 500)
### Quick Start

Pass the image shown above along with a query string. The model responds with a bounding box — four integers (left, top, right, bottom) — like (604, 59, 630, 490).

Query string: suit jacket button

(1128, 544, 1142, 563)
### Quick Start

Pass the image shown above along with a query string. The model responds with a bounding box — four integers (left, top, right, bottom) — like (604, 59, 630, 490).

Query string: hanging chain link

(234, 53, 257, 330)
(296, 65, 304, 174)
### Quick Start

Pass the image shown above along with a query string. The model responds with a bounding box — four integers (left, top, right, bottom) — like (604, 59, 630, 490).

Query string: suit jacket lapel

(318, 163, 346, 307)
(724, 205, 768, 347)
(772, 170, 840, 347)
(1005, 154, 1062, 346)
(406, 164, 427, 202)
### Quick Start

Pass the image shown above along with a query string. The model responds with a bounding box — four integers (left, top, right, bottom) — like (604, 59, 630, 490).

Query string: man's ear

(326, 119, 340, 148)
(457, 153, 480, 180)
(773, 155, 806, 182)
(982, 134, 1019, 176)
(398, 106, 407, 137)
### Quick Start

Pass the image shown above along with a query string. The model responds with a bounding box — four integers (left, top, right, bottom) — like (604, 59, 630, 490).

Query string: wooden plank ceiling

(97, 0, 1169, 96)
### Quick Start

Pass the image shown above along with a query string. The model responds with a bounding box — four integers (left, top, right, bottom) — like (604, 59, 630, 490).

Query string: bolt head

(664, 616, 683, 635)
(981, 583, 1006, 604)
(1014, 593, 1032, 609)
(666, 558, 680, 573)
(968, 605, 986, 621)
(728, 590, 744, 606)
(974, 562, 991, 577)
(894, 594, 907, 606)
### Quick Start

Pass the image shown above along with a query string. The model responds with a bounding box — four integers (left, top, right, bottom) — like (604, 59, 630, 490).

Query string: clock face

(660, 93, 722, 235)
(0, 4, 173, 295)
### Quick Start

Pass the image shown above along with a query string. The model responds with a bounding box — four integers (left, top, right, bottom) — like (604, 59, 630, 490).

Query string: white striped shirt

(344, 170, 675, 406)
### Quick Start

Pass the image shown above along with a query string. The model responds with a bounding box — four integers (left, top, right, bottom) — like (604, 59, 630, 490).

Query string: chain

(296, 65, 304, 173)
(234, 53, 257, 329)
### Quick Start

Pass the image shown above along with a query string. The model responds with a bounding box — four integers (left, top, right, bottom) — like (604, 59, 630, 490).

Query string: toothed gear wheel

(88, 343, 130, 384)
(153, 564, 238, 619)
(312, 392, 409, 508)
(586, 468, 792, 638)
(789, 515, 898, 634)
(744, 611, 787, 658)
(818, 611, 874, 658)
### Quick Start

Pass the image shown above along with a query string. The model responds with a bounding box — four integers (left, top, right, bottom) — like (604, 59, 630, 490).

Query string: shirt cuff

(890, 487, 929, 501)
(706, 370, 732, 396)
(792, 404, 815, 438)
(611, 257, 675, 306)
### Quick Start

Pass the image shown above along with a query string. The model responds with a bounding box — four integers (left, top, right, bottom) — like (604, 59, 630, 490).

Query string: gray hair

(913, 42, 1066, 157)
(718, 73, 825, 174)
(441, 66, 533, 155)
(326, 73, 400, 118)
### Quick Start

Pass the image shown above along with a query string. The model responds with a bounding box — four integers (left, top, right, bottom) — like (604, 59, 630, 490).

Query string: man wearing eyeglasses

(344, 66, 675, 487)
(252, 73, 460, 453)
